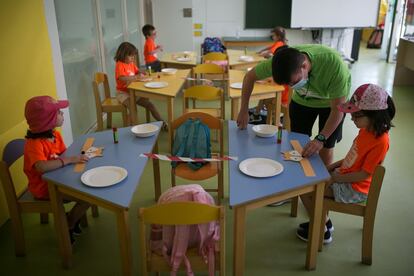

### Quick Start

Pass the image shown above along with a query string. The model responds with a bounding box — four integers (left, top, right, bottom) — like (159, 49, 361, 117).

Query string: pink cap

(338, 83, 389, 113)
(25, 96, 69, 133)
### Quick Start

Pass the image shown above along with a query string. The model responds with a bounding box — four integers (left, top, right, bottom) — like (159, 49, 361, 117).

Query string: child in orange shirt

(251, 27, 289, 124)
(142, 24, 163, 72)
(296, 84, 396, 244)
(23, 96, 90, 243)
(114, 42, 166, 128)
(257, 26, 288, 58)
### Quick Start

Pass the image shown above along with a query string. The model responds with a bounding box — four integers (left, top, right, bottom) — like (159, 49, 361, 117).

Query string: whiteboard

(291, 0, 380, 28)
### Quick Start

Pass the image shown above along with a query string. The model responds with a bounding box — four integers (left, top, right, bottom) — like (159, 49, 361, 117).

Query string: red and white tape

(140, 153, 238, 162)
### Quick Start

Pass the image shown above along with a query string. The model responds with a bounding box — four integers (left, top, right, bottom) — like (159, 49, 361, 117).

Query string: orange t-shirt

(23, 130, 66, 199)
(144, 37, 158, 64)
(269, 41, 285, 54)
(115, 61, 139, 92)
(339, 129, 389, 194)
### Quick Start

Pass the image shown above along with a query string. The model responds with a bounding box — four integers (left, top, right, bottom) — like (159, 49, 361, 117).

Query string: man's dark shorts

(289, 100, 345, 149)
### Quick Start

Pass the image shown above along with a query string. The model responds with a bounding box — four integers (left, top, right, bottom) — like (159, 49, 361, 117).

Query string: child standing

(296, 84, 396, 244)
(251, 27, 289, 124)
(114, 42, 166, 128)
(23, 96, 90, 243)
(142, 24, 163, 72)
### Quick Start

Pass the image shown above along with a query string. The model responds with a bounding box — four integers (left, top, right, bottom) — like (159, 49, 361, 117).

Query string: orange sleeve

(115, 62, 127, 80)
(133, 63, 139, 74)
(270, 41, 285, 54)
(24, 140, 47, 170)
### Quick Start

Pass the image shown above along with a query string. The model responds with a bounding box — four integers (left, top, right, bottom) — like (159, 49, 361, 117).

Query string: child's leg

(136, 97, 163, 122)
(300, 183, 334, 221)
(63, 195, 90, 230)
(255, 100, 264, 114)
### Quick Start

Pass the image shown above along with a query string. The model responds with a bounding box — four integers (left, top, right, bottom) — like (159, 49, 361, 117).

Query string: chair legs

(80, 214, 89, 228)
(362, 216, 374, 265)
(96, 112, 104, 131)
(145, 109, 151, 123)
(107, 113, 112, 129)
(91, 205, 99, 217)
(122, 109, 129, 127)
(10, 214, 26, 256)
(40, 213, 49, 224)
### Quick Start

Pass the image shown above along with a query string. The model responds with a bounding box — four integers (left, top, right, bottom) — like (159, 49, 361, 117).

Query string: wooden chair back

(183, 85, 225, 121)
(138, 202, 225, 275)
(319, 165, 386, 265)
(92, 72, 128, 131)
(202, 52, 228, 61)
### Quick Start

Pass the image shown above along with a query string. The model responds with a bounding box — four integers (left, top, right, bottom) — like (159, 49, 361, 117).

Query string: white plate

(239, 55, 254, 62)
(230, 82, 243, 89)
(131, 123, 159, 137)
(176, 57, 191, 62)
(144, 81, 168, 88)
(183, 51, 192, 55)
(161, 68, 177, 75)
(81, 166, 128, 187)
(239, 158, 284, 178)
(252, 124, 278, 138)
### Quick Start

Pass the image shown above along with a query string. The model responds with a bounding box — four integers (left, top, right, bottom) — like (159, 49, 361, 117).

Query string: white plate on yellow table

(176, 57, 191, 62)
(81, 166, 128, 187)
(239, 55, 254, 62)
(239, 158, 283, 178)
(230, 82, 243, 89)
(144, 81, 168, 88)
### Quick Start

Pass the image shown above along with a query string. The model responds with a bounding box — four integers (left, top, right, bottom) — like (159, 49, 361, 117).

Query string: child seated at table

(142, 24, 163, 72)
(296, 84, 395, 244)
(23, 96, 90, 243)
(114, 42, 166, 129)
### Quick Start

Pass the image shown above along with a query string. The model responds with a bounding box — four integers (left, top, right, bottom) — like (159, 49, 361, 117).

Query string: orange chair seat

(174, 161, 219, 181)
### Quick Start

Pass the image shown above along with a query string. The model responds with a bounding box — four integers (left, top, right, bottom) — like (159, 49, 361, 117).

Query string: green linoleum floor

(1, 48, 414, 276)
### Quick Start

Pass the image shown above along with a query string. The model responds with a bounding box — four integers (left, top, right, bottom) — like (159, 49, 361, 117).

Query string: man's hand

(237, 109, 249, 129)
(302, 139, 324, 157)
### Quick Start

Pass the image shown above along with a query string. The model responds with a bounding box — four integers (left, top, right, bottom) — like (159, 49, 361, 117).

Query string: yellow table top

(227, 49, 266, 68)
(228, 69, 284, 99)
(128, 69, 190, 97)
(159, 51, 197, 66)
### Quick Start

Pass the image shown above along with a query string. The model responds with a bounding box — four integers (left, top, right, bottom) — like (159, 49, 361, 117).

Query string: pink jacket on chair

(150, 184, 219, 276)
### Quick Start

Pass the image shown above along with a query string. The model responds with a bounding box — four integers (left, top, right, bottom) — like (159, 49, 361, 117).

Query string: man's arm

(236, 68, 258, 129)
(302, 96, 346, 157)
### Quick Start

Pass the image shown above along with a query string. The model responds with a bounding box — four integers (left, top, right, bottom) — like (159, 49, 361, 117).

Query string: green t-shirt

(255, 44, 351, 108)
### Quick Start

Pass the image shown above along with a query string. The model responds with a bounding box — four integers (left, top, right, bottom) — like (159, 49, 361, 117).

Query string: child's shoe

(298, 219, 334, 232)
(162, 121, 168, 132)
(296, 226, 333, 244)
(72, 220, 82, 236)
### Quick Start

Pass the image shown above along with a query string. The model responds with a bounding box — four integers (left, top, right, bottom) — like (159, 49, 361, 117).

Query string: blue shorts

(330, 182, 367, 203)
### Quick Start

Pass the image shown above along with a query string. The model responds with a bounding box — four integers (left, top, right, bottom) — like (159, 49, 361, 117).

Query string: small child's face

(56, 110, 64, 127)
(271, 33, 278, 41)
(350, 112, 370, 129)
(125, 55, 135, 64)
(150, 30, 157, 39)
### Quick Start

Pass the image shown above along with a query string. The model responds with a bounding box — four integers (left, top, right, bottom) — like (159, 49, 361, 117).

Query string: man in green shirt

(237, 45, 351, 165)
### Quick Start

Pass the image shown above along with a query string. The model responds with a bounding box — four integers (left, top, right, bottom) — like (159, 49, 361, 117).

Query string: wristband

(57, 157, 65, 168)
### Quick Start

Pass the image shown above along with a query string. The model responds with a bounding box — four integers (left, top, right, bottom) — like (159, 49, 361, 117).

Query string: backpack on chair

(171, 118, 211, 170)
(202, 37, 226, 55)
(150, 184, 220, 276)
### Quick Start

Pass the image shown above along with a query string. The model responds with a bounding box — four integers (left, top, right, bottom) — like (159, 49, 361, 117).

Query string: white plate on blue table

(230, 82, 243, 89)
(81, 166, 127, 187)
(239, 158, 283, 178)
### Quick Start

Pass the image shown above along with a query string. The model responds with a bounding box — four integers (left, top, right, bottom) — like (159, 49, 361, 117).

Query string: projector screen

(291, 0, 380, 28)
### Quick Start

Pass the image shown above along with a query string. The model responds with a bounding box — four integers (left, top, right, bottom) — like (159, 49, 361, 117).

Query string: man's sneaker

(296, 227, 332, 244)
(72, 220, 82, 236)
(298, 219, 334, 232)
(249, 114, 262, 123)
(267, 199, 291, 207)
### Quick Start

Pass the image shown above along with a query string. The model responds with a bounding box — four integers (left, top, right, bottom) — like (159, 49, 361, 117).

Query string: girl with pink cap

(296, 84, 396, 244)
(23, 96, 90, 244)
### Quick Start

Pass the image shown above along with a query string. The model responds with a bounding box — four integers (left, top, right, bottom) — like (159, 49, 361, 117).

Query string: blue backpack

(202, 37, 226, 54)
(171, 118, 211, 170)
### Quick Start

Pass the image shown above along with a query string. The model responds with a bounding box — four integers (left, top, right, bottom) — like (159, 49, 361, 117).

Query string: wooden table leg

(48, 182, 73, 269)
(233, 205, 247, 276)
(152, 141, 161, 201)
(306, 182, 325, 270)
(231, 98, 240, 120)
(129, 89, 138, 125)
(117, 209, 132, 276)
(167, 98, 174, 150)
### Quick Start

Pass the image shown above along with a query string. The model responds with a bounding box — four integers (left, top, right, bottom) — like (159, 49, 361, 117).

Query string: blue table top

(43, 122, 162, 209)
(228, 121, 330, 207)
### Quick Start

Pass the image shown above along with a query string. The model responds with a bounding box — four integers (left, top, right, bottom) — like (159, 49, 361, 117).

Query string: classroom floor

(1, 47, 413, 276)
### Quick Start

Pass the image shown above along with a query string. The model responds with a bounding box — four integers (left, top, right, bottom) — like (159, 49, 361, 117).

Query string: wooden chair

(318, 165, 386, 265)
(202, 52, 228, 62)
(0, 139, 98, 256)
(192, 63, 228, 101)
(183, 85, 225, 120)
(265, 87, 293, 130)
(170, 112, 224, 202)
(138, 202, 225, 276)
(92, 72, 128, 131)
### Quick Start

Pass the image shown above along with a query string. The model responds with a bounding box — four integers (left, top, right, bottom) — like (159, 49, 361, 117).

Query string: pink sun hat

(25, 96, 69, 133)
(338, 83, 389, 113)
